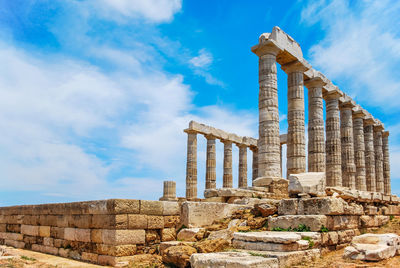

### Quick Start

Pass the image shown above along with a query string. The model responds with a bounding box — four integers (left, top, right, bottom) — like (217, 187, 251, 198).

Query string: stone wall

(0, 199, 180, 266)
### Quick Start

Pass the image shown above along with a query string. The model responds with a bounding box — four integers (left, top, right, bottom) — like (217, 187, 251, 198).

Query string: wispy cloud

(189, 48, 225, 87)
(189, 49, 213, 68)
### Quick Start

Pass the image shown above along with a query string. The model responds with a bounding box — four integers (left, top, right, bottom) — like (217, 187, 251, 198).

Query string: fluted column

(222, 140, 233, 188)
(364, 117, 376, 192)
(339, 98, 356, 189)
(304, 78, 326, 172)
(159, 181, 177, 201)
(185, 130, 197, 199)
(282, 61, 308, 177)
(352, 107, 367, 191)
(324, 90, 343, 187)
(382, 131, 391, 194)
(251, 41, 282, 186)
(250, 146, 258, 183)
(238, 145, 248, 188)
(205, 135, 216, 190)
(374, 123, 384, 193)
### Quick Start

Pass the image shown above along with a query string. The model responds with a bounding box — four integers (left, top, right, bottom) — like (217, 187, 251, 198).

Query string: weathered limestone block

(297, 197, 347, 215)
(278, 199, 299, 215)
(0, 232, 23, 241)
(252, 249, 320, 268)
(344, 202, 364, 215)
(21, 224, 39, 236)
(288, 172, 326, 197)
(359, 215, 389, 228)
(177, 228, 205, 242)
(181, 202, 247, 227)
(63, 228, 91, 242)
(159, 241, 196, 255)
(91, 214, 127, 229)
(233, 238, 309, 251)
(96, 229, 145, 245)
(337, 229, 357, 244)
(163, 245, 197, 268)
(234, 231, 301, 244)
(268, 215, 327, 232)
(164, 215, 180, 228)
(161, 228, 176, 242)
(107, 199, 140, 214)
(195, 238, 230, 253)
(147, 216, 164, 229)
(140, 200, 163, 215)
(321, 231, 339, 246)
(365, 205, 378, 215)
(326, 215, 359, 230)
(128, 214, 147, 229)
(5, 239, 25, 249)
(82, 252, 99, 263)
(190, 251, 279, 268)
(344, 233, 400, 261)
(39, 226, 51, 237)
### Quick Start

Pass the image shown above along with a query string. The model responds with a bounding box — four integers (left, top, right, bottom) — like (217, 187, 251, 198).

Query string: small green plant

(292, 224, 310, 232)
(21, 255, 36, 261)
(319, 225, 329, 233)
(271, 226, 288, 231)
(302, 236, 315, 249)
(390, 215, 395, 221)
(249, 252, 268, 258)
(263, 221, 268, 228)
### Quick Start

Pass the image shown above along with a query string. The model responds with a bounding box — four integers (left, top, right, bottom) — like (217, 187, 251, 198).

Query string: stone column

(382, 131, 391, 194)
(238, 145, 248, 188)
(222, 140, 233, 188)
(374, 123, 384, 193)
(352, 107, 367, 191)
(304, 77, 326, 172)
(159, 181, 177, 201)
(280, 144, 283, 177)
(205, 135, 216, 190)
(364, 117, 376, 192)
(185, 130, 197, 199)
(339, 98, 356, 189)
(324, 90, 343, 187)
(281, 61, 309, 177)
(250, 146, 258, 183)
(251, 40, 282, 186)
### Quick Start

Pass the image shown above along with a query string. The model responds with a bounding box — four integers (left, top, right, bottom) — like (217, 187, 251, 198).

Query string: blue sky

(0, 0, 400, 205)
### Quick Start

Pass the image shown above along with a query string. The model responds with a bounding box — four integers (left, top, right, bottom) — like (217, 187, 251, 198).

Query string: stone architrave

(251, 37, 282, 186)
(382, 131, 391, 194)
(205, 135, 217, 190)
(281, 61, 309, 177)
(222, 140, 233, 188)
(160, 181, 178, 201)
(352, 107, 367, 191)
(250, 146, 258, 183)
(339, 97, 356, 189)
(304, 77, 326, 172)
(324, 90, 343, 187)
(364, 117, 376, 192)
(374, 123, 385, 193)
(238, 145, 248, 188)
(185, 130, 197, 199)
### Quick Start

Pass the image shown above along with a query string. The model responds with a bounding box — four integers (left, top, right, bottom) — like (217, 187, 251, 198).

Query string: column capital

(184, 129, 197, 135)
(323, 89, 343, 101)
(204, 134, 216, 140)
(235, 143, 247, 149)
(304, 77, 326, 88)
(352, 105, 368, 119)
(281, 59, 310, 73)
(382, 131, 390, 138)
(251, 38, 282, 57)
(249, 145, 258, 152)
(373, 124, 384, 132)
(364, 116, 376, 126)
(221, 139, 233, 145)
(339, 96, 356, 109)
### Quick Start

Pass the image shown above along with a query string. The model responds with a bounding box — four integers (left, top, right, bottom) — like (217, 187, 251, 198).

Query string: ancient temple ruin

(0, 27, 398, 268)
(181, 26, 391, 202)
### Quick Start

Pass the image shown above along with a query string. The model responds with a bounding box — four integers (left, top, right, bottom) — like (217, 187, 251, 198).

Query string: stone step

(234, 249, 321, 267)
(190, 251, 279, 268)
(232, 231, 319, 252)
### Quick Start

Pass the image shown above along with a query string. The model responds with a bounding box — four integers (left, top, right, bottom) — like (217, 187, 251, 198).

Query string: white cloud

(300, 0, 400, 112)
(189, 49, 213, 68)
(189, 49, 225, 87)
(95, 0, 182, 23)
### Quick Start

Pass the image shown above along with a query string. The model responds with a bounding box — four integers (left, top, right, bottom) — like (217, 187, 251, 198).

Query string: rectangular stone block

(50, 227, 65, 239)
(326, 216, 359, 230)
(56, 215, 70, 228)
(102, 229, 145, 245)
(108, 199, 140, 214)
(58, 248, 70, 258)
(91, 229, 103, 243)
(32, 244, 59, 255)
(268, 215, 327, 232)
(21, 225, 39, 236)
(39, 215, 57, 226)
(64, 227, 76, 241)
(92, 214, 128, 229)
(140, 200, 163, 215)
(365, 206, 378, 215)
(82, 252, 98, 263)
(386, 205, 400, 215)
(181, 202, 246, 227)
(23, 215, 39, 225)
(162, 201, 180, 216)
(69, 215, 92, 229)
(298, 197, 345, 215)
(5, 239, 25, 249)
(0, 232, 23, 241)
(39, 226, 51, 237)
(128, 214, 147, 229)
(164, 216, 180, 228)
(359, 215, 390, 228)
(147, 216, 164, 229)
(278, 199, 298, 215)
(96, 244, 137, 256)
(43, 237, 54, 247)
(0, 224, 6, 232)
(75, 228, 91, 242)
(6, 224, 21, 233)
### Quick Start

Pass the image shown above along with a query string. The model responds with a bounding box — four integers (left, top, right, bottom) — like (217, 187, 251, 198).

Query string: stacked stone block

(0, 199, 180, 266)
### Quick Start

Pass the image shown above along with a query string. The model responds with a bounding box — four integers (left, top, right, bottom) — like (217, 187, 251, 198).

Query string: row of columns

(252, 40, 391, 194)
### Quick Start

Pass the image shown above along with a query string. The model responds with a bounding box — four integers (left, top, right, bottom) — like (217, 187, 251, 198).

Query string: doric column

(205, 135, 216, 190)
(324, 90, 343, 187)
(373, 123, 384, 193)
(382, 131, 391, 194)
(250, 146, 258, 183)
(185, 130, 197, 199)
(339, 97, 356, 189)
(364, 117, 376, 192)
(281, 61, 309, 177)
(304, 77, 326, 172)
(352, 107, 367, 191)
(251, 39, 282, 186)
(238, 145, 248, 188)
(222, 140, 233, 188)
(159, 181, 177, 201)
